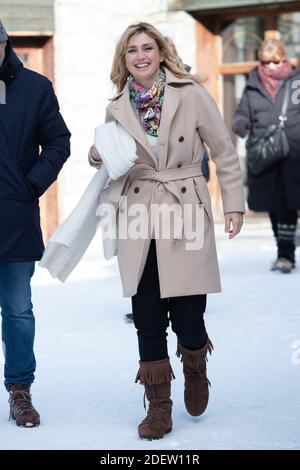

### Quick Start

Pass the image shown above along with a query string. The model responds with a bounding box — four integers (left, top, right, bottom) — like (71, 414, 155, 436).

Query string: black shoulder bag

(246, 80, 290, 176)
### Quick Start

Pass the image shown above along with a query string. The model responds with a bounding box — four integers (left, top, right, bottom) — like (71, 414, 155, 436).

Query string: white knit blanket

(39, 121, 137, 281)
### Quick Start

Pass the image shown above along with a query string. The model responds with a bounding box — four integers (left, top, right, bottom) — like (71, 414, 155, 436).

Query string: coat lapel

(108, 69, 194, 170)
(158, 68, 193, 170)
(158, 84, 181, 171)
(108, 84, 158, 166)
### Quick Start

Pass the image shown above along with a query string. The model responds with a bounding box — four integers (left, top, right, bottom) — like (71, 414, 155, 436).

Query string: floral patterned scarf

(129, 69, 165, 137)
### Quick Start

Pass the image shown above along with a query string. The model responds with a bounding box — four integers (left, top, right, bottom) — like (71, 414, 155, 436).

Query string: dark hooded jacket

(0, 38, 71, 262)
(232, 66, 300, 212)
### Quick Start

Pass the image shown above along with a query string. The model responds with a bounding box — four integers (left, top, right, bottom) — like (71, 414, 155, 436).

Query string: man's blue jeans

(0, 262, 36, 390)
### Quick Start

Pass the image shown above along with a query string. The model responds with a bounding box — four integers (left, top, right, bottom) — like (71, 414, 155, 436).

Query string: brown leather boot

(135, 358, 175, 440)
(177, 339, 213, 417)
(9, 384, 40, 427)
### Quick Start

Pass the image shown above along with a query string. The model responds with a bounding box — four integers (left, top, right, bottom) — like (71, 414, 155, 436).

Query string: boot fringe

(176, 338, 214, 367)
(135, 358, 175, 385)
(207, 339, 214, 356)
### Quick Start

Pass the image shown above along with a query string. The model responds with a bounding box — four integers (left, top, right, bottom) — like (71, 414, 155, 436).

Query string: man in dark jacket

(0, 19, 71, 427)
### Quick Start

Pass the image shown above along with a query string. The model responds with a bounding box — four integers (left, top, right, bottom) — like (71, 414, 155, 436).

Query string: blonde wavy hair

(258, 38, 288, 62)
(110, 22, 205, 94)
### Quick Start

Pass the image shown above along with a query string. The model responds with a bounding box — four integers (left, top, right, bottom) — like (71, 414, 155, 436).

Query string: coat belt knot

(125, 163, 203, 241)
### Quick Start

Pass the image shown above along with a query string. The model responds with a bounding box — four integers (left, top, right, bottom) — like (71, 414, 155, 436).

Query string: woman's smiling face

(125, 32, 163, 88)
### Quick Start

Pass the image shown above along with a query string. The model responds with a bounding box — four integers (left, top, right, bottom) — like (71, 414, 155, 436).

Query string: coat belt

(128, 162, 203, 183)
(109, 163, 203, 241)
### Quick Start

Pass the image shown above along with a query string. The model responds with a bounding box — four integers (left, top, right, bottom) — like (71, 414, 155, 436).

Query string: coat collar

(109, 68, 194, 101)
(0, 38, 23, 86)
(107, 68, 194, 168)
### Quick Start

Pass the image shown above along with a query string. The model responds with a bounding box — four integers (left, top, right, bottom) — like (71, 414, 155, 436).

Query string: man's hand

(224, 212, 243, 239)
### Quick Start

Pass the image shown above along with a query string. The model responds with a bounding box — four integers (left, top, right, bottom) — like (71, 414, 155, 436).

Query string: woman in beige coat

(89, 22, 244, 440)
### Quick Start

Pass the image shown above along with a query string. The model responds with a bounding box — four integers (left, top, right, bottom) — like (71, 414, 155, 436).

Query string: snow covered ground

(0, 219, 299, 450)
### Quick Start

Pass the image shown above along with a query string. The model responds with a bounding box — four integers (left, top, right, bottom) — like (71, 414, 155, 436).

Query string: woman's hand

(88, 145, 102, 168)
(224, 212, 243, 239)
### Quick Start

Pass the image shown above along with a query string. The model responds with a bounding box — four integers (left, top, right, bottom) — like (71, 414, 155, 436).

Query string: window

(278, 12, 300, 59)
(222, 17, 264, 63)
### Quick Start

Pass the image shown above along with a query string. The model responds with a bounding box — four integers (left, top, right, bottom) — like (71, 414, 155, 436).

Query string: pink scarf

(257, 60, 293, 101)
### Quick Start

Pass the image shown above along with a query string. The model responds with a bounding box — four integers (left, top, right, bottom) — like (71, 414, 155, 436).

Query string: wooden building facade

(169, 0, 300, 211)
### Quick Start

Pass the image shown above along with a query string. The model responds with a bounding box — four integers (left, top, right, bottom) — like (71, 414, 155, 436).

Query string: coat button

(134, 187, 140, 194)
(181, 186, 187, 193)
(178, 136, 184, 142)
(177, 162, 182, 168)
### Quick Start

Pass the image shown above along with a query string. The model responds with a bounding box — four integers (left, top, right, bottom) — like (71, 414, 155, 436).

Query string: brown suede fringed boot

(135, 358, 175, 440)
(176, 339, 213, 417)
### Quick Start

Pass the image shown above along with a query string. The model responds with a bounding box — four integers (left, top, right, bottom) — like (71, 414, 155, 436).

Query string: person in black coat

(0, 20, 71, 426)
(232, 38, 299, 274)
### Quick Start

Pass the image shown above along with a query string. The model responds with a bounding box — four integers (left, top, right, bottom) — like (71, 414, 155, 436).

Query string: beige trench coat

(102, 68, 245, 298)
